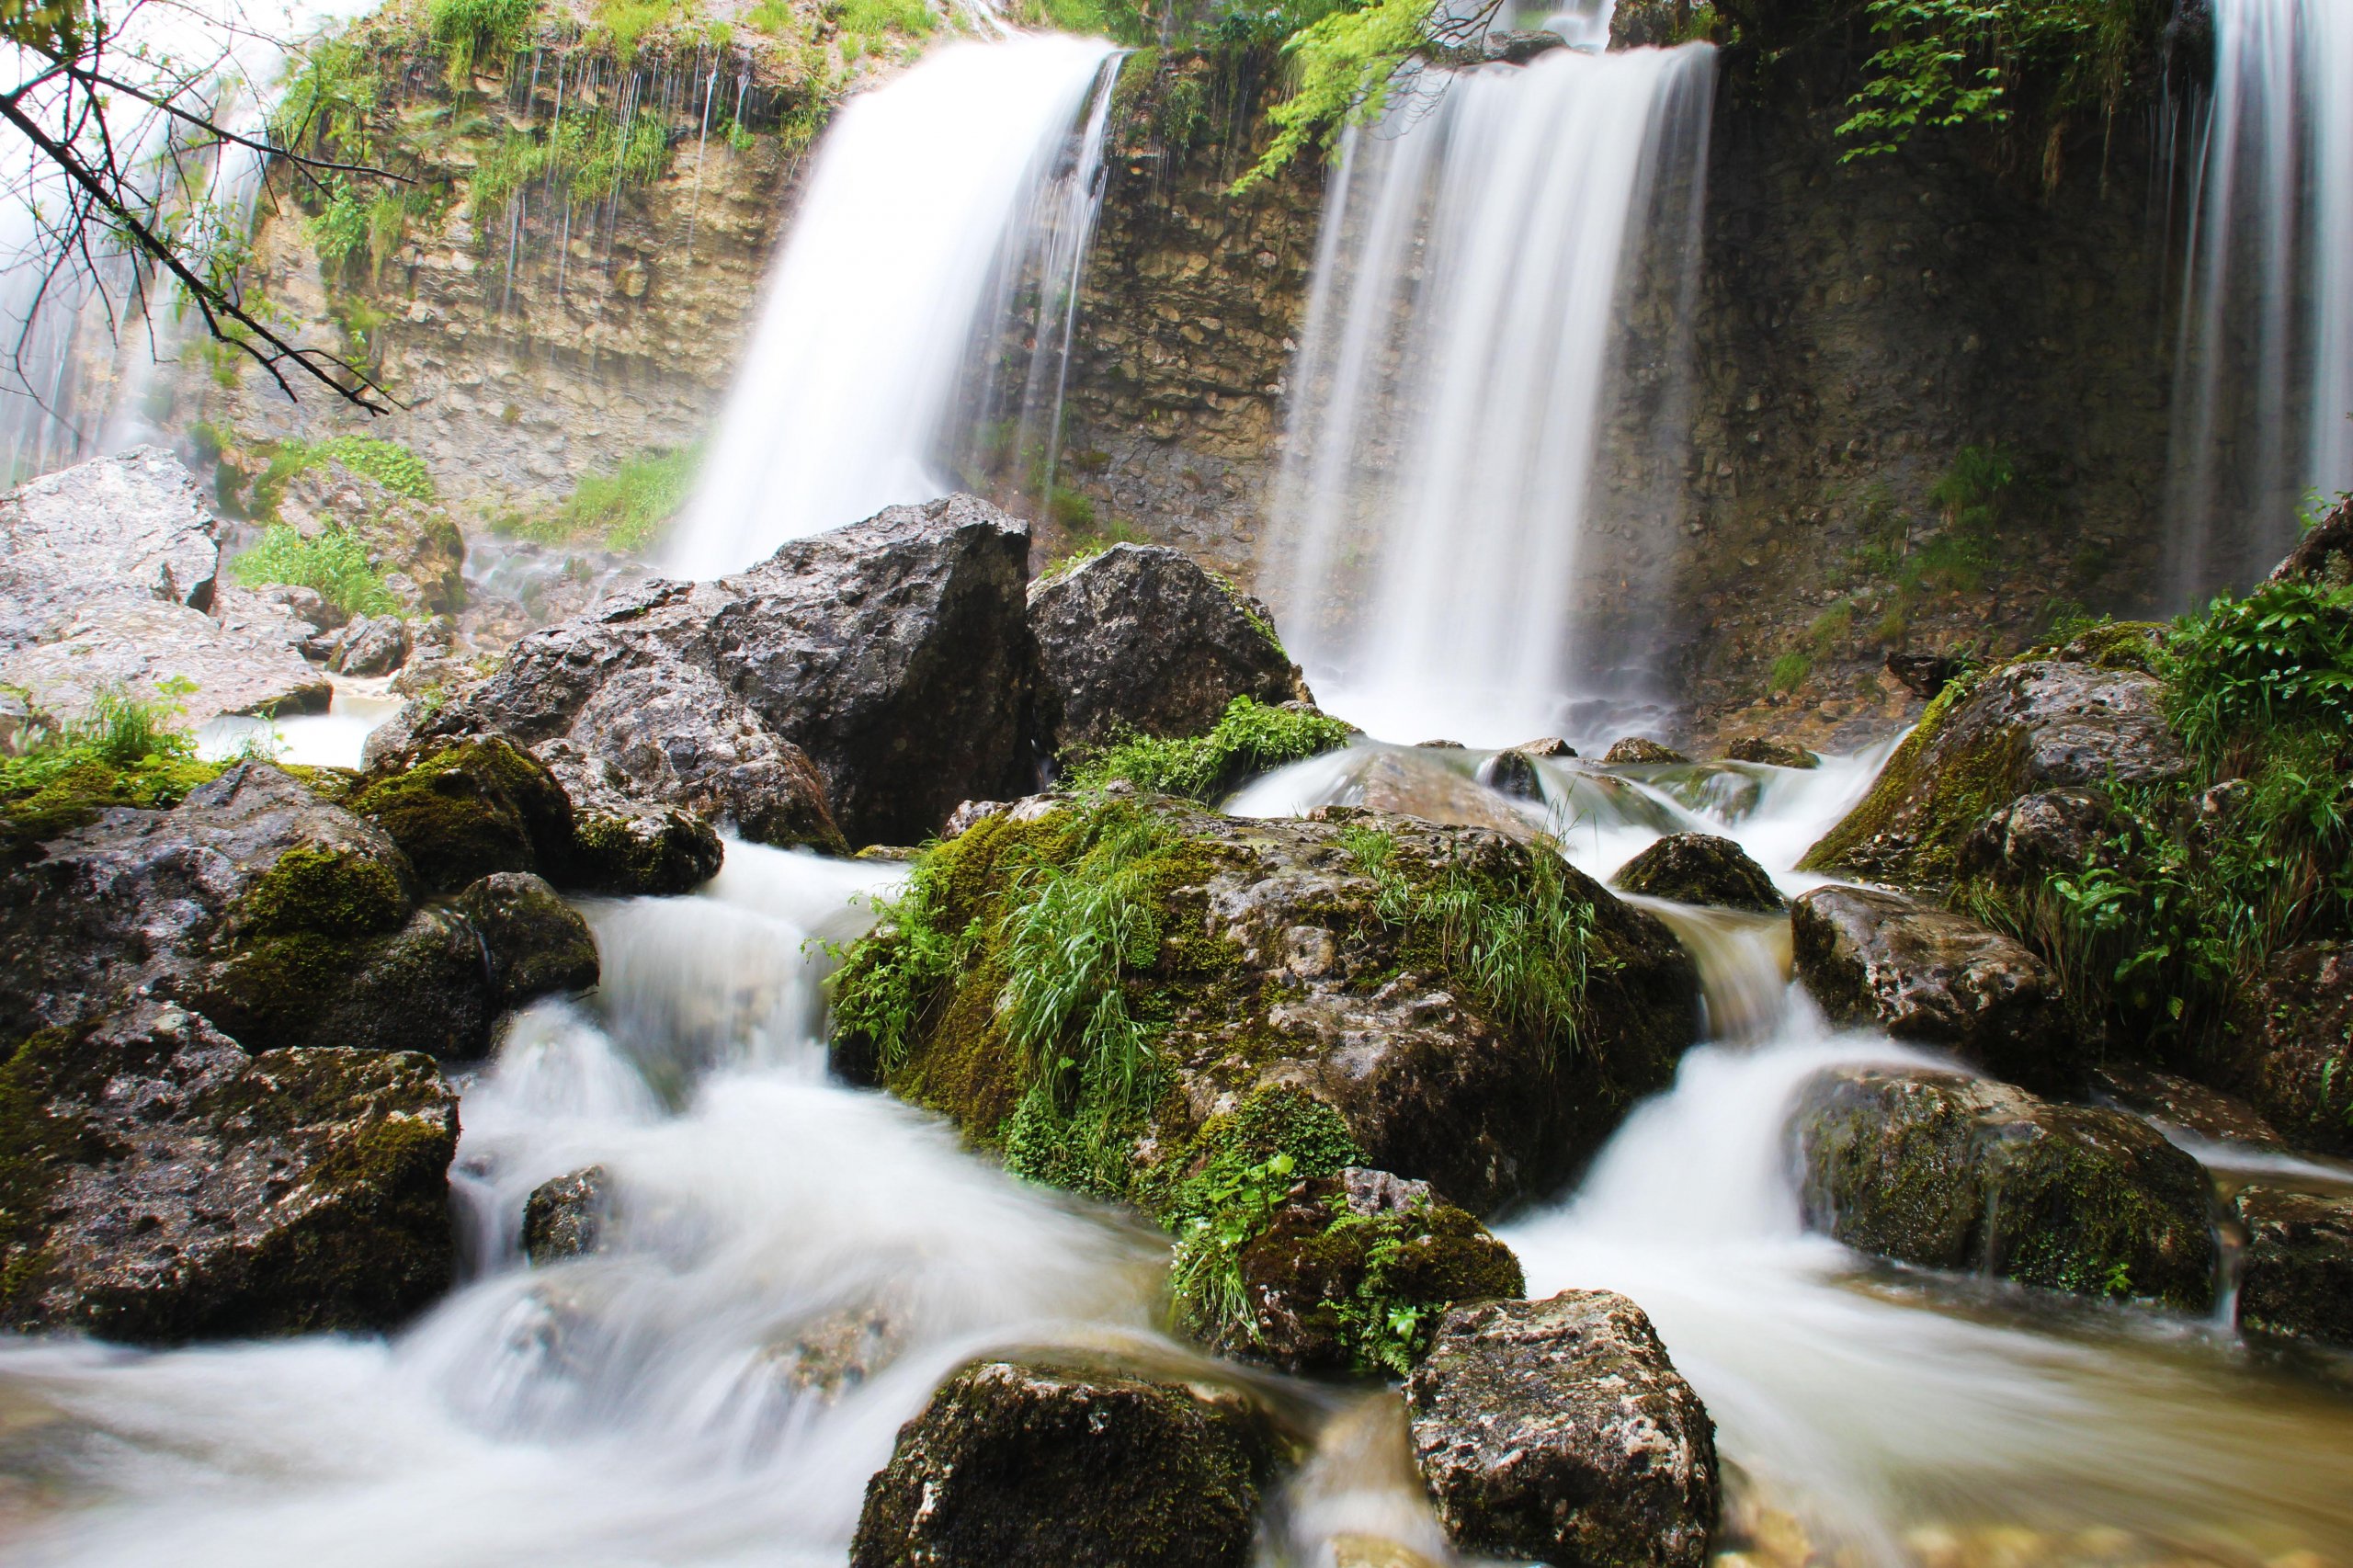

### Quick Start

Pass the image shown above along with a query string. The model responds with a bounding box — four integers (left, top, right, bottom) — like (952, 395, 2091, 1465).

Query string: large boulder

(350, 736, 576, 894)
(417, 494, 1029, 848)
(1802, 654, 2188, 887)
(1790, 1066, 2219, 1311)
(1611, 834, 1785, 914)
(2234, 1187, 2353, 1347)
(0, 449, 329, 726)
(1196, 1167, 1524, 1376)
(2267, 494, 2352, 587)
(2223, 942, 2353, 1158)
(840, 796, 1700, 1216)
(1030, 542, 1307, 758)
(1790, 885, 2075, 1090)
(1404, 1290, 1719, 1568)
(453, 873, 598, 1006)
(849, 1358, 1278, 1568)
(0, 1003, 458, 1342)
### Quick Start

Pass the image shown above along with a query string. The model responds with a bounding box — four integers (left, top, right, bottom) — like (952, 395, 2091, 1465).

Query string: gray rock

(0, 598, 332, 727)
(1802, 658, 2188, 886)
(423, 494, 1028, 847)
(1790, 885, 2075, 1090)
(849, 1358, 1277, 1568)
(1603, 737, 1690, 766)
(2225, 942, 2353, 1157)
(1029, 542, 1306, 757)
(2235, 1187, 2353, 1347)
(1791, 1065, 2219, 1311)
(1405, 1290, 1719, 1568)
(0, 446, 219, 650)
(2091, 1063, 2285, 1150)
(1513, 736, 1577, 758)
(1722, 736, 1818, 769)
(329, 615, 412, 676)
(1612, 833, 1785, 914)
(0, 1002, 458, 1343)
(2266, 494, 2352, 587)
(521, 1165, 610, 1264)
(1955, 788, 2117, 890)
(1474, 748, 1544, 801)
(454, 872, 598, 1006)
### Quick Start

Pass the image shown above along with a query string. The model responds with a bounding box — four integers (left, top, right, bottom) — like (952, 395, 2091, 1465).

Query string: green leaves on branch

(1233, 0, 1437, 194)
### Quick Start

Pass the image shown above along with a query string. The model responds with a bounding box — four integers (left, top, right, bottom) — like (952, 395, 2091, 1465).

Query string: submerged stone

(1405, 1290, 1720, 1568)
(1473, 748, 1544, 801)
(1790, 1065, 2218, 1312)
(849, 1357, 1278, 1568)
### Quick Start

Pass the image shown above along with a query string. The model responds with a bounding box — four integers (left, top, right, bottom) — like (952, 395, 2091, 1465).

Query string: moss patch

(1798, 672, 2026, 885)
(352, 737, 573, 892)
(1064, 697, 1354, 801)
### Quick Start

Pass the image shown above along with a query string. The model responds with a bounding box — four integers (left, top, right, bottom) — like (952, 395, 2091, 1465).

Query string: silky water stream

(6, 737, 2352, 1565)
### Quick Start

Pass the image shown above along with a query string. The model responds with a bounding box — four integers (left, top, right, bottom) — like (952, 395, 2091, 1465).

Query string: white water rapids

(7, 737, 2353, 1565)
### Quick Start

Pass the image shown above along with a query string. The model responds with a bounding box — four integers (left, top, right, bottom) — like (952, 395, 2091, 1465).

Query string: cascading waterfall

(1264, 40, 1715, 748)
(2165, 0, 2353, 602)
(666, 35, 1121, 579)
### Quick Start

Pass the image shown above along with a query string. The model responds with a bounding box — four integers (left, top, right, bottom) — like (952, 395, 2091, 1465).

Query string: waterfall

(2165, 0, 2353, 602)
(666, 36, 1122, 579)
(1263, 41, 1714, 749)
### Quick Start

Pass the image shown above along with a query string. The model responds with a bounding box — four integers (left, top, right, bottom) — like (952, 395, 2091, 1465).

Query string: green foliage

(1167, 1150, 1302, 1343)
(231, 524, 400, 619)
(429, 0, 540, 87)
(1064, 696, 1354, 799)
(551, 108, 673, 202)
(1040, 519, 1150, 583)
(590, 0, 685, 54)
(308, 179, 370, 274)
(501, 446, 699, 553)
(1337, 824, 1591, 1057)
(2160, 578, 2353, 771)
(274, 34, 381, 162)
(1233, 0, 1437, 194)
(1838, 0, 2156, 162)
(834, 0, 935, 35)
(0, 684, 221, 849)
(1769, 650, 1813, 694)
(828, 857, 979, 1075)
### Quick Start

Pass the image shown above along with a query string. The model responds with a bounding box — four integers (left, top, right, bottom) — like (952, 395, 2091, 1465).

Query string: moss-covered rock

(351, 736, 574, 893)
(1405, 1290, 1720, 1568)
(1800, 656, 2188, 887)
(454, 872, 598, 1006)
(521, 1165, 610, 1265)
(833, 794, 1699, 1218)
(2223, 942, 2353, 1159)
(1602, 737, 1690, 766)
(0, 1004, 457, 1341)
(1790, 1065, 2219, 1311)
(1611, 833, 1785, 914)
(849, 1356, 1279, 1568)
(567, 800, 725, 895)
(2234, 1186, 2353, 1348)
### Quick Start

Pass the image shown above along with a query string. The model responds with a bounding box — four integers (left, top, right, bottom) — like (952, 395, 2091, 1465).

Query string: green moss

(1797, 671, 2024, 884)
(1064, 697, 1354, 800)
(0, 1027, 104, 1321)
(351, 738, 572, 893)
(567, 809, 722, 895)
(238, 845, 411, 939)
(0, 754, 222, 858)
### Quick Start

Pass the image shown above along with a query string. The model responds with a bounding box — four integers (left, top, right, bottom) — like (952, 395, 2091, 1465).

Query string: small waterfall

(667, 36, 1122, 578)
(2165, 0, 2353, 602)
(1264, 41, 1715, 749)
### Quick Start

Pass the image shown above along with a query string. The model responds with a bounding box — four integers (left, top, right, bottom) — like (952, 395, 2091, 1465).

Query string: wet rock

(2091, 1063, 2284, 1151)
(1803, 657, 2188, 886)
(1954, 788, 2117, 891)
(2234, 1187, 2353, 1347)
(1791, 1065, 2219, 1310)
(1404, 1290, 1720, 1568)
(1791, 885, 2075, 1090)
(1415, 738, 1466, 749)
(2265, 494, 2353, 587)
(1356, 751, 1541, 841)
(849, 1357, 1278, 1568)
(1513, 736, 1576, 758)
(453, 872, 598, 1006)
(853, 797, 1701, 1214)
(2223, 942, 2353, 1157)
(327, 614, 411, 676)
(0, 1004, 458, 1342)
(420, 494, 1029, 848)
(351, 736, 576, 894)
(1885, 651, 1970, 699)
(0, 446, 219, 649)
(1205, 1167, 1525, 1376)
(2, 597, 333, 730)
(1473, 749, 1543, 801)
(556, 769, 727, 896)
(1611, 833, 1785, 914)
(1722, 736, 1818, 769)
(521, 1165, 610, 1264)
(1603, 737, 1690, 766)
(1029, 542, 1307, 757)
(244, 582, 344, 636)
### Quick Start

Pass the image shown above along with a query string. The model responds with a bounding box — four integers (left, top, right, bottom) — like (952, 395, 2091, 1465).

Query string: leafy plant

(2160, 578, 2353, 770)
(1233, 0, 1436, 194)
(1064, 695, 1354, 798)
(429, 0, 541, 87)
(230, 524, 400, 618)
(1, 682, 221, 843)
(827, 857, 976, 1074)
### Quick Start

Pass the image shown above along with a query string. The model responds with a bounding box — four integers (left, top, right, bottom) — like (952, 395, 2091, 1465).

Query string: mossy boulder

(1602, 737, 1689, 766)
(1611, 833, 1785, 914)
(1209, 1167, 1524, 1376)
(1800, 655, 2188, 888)
(2234, 1187, 2353, 1347)
(1405, 1290, 1720, 1568)
(351, 736, 575, 894)
(849, 1357, 1279, 1568)
(0, 1003, 457, 1341)
(199, 903, 497, 1058)
(1722, 736, 1818, 769)
(834, 794, 1699, 1217)
(454, 872, 598, 1006)
(1790, 1065, 2219, 1311)
(521, 1165, 610, 1264)
(1790, 885, 2076, 1091)
(565, 797, 726, 895)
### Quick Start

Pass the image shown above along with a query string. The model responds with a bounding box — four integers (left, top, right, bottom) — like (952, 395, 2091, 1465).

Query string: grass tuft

(1063, 696, 1352, 799)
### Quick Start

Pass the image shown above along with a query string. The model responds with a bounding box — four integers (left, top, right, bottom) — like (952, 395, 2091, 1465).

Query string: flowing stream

(2165, 0, 2353, 601)
(1264, 40, 1715, 748)
(667, 35, 1123, 578)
